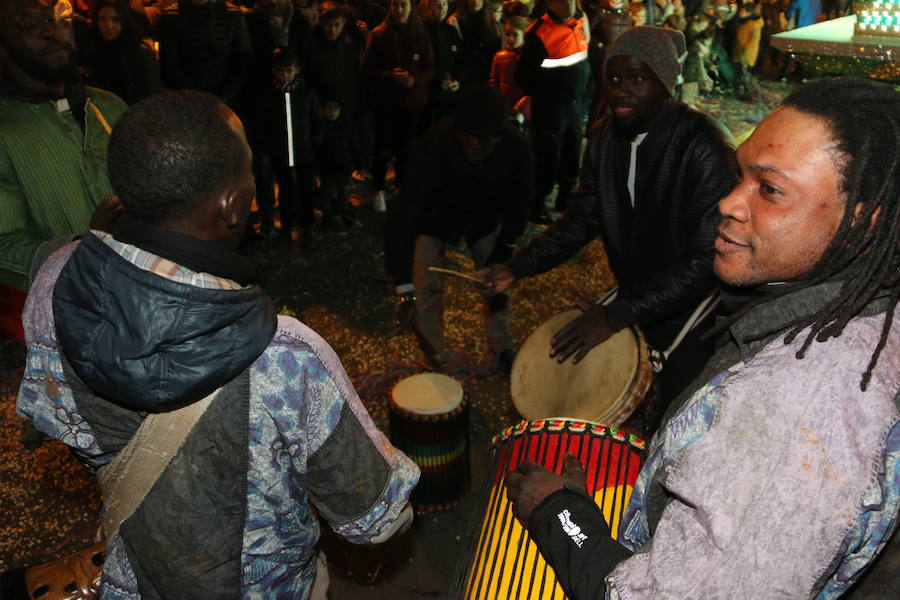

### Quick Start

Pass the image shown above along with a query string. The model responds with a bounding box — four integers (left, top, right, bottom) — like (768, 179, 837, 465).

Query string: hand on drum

(475, 263, 516, 296)
(550, 299, 617, 364)
(505, 454, 588, 523)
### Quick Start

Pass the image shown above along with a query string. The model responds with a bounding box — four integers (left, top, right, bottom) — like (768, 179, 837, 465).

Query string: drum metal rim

(594, 326, 655, 425)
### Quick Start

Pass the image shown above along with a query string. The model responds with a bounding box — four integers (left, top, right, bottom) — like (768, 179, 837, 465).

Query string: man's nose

(609, 82, 632, 97)
(40, 20, 65, 40)
(718, 185, 750, 222)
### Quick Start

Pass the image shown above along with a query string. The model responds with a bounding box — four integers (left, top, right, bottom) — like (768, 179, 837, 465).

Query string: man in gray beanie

(605, 25, 686, 99)
(481, 25, 735, 416)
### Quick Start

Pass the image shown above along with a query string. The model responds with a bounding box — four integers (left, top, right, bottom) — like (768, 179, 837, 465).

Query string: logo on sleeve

(557, 509, 588, 548)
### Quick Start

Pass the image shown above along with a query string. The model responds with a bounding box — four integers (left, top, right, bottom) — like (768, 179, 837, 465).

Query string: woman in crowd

(362, 0, 435, 211)
(82, 0, 162, 104)
(449, 0, 503, 83)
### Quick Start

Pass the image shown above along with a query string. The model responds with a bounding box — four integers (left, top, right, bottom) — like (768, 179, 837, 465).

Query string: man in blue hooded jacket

(17, 90, 419, 599)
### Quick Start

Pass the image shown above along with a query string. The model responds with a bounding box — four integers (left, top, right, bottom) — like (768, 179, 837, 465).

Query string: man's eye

(761, 183, 780, 195)
(631, 76, 644, 84)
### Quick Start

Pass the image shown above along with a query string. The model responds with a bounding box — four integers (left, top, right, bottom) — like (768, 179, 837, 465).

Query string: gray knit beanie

(604, 26, 686, 98)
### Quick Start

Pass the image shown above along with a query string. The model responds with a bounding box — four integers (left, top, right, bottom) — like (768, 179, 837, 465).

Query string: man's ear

(220, 190, 241, 229)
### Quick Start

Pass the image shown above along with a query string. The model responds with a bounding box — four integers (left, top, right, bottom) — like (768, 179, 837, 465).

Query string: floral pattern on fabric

(818, 421, 900, 598)
(241, 316, 419, 598)
(98, 536, 140, 599)
(17, 342, 110, 469)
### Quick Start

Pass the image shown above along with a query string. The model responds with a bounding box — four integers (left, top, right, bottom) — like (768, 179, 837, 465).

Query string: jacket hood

(52, 233, 277, 411)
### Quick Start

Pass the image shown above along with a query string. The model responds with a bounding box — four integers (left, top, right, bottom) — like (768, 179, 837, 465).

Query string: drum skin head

(392, 372, 464, 415)
(511, 309, 649, 424)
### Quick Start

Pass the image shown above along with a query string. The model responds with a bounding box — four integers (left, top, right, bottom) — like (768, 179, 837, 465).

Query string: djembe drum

(389, 373, 470, 511)
(511, 310, 655, 425)
(452, 419, 646, 600)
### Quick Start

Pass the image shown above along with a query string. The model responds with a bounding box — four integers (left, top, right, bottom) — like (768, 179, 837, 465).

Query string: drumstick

(428, 266, 483, 283)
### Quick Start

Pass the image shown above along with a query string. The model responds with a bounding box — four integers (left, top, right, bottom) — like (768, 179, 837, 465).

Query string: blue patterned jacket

(17, 233, 420, 599)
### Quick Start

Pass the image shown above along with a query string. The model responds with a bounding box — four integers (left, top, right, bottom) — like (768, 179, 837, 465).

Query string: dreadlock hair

(716, 77, 899, 391)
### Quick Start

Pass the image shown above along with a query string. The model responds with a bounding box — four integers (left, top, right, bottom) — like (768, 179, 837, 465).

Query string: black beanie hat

(454, 85, 509, 137)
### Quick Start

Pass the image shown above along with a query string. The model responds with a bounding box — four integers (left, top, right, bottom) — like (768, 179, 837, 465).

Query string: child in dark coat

(253, 47, 324, 248)
(317, 98, 362, 229)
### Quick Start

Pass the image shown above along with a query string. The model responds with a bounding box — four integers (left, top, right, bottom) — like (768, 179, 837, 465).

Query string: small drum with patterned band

(389, 373, 470, 511)
(451, 418, 646, 599)
(511, 309, 655, 425)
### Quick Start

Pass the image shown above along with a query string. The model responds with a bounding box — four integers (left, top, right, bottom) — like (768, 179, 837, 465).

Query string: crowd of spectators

(46, 0, 839, 248)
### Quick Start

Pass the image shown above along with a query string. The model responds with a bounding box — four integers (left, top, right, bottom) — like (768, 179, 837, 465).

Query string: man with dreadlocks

(503, 77, 900, 599)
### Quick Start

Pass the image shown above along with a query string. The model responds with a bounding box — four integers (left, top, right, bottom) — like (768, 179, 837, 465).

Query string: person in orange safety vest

(515, 0, 591, 223)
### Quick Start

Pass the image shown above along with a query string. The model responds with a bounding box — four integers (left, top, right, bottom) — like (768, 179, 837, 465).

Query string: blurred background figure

(157, 0, 251, 110)
(81, 0, 163, 104)
(489, 15, 530, 126)
(317, 96, 364, 230)
(419, 0, 463, 130)
(252, 46, 323, 249)
(362, 0, 435, 213)
(308, 1, 371, 172)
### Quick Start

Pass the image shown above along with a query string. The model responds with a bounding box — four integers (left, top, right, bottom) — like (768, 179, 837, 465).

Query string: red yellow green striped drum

(452, 418, 646, 599)
(389, 373, 470, 511)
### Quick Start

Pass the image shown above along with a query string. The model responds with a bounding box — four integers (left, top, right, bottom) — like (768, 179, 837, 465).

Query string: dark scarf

(113, 214, 258, 285)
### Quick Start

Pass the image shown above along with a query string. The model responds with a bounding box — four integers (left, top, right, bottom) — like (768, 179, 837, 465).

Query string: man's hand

(505, 454, 588, 523)
(550, 299, 616, 364)
(476, 263, 517, 295)
(89, 195, 125, 233)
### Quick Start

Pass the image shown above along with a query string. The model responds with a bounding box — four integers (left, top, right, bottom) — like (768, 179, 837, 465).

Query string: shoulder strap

(87, 101, 113, 136)
(95, 389, 220, 540)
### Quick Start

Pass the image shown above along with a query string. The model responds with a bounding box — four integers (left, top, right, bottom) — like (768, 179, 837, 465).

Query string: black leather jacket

(508, 102, 737, 342)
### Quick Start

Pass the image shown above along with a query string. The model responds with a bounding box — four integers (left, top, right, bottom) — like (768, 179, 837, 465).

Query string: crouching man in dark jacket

(17, 91, 419, 599)
(404, 85, 534, 371)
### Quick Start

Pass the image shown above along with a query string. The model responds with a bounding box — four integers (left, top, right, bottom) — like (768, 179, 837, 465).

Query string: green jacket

(0, 86, 127, 290)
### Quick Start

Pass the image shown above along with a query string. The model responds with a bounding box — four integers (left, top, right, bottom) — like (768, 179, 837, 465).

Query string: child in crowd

(664, 0, 688, 30)
(628, 1, 647, 25)
(309, 2, 371, 171)
(489, 16, 531, 125)
(254, 47, 324, 249)
(317, 98, 363, 229)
